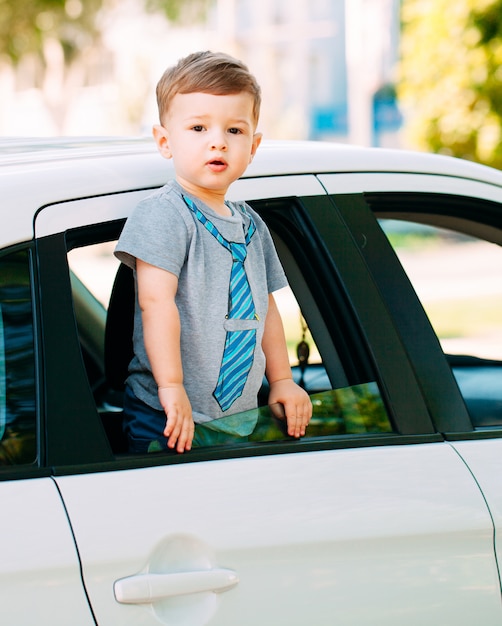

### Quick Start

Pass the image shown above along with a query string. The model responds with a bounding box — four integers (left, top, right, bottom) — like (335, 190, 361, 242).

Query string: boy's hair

(156, 51, 261, 125)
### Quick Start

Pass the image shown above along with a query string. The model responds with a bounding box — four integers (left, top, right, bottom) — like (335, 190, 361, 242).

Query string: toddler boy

(115, 51, 311, 453)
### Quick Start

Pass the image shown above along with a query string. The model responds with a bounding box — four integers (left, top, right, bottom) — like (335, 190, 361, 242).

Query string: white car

(1, 137, 502, 625)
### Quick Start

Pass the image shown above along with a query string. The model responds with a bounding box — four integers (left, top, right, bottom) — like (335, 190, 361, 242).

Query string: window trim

(304, 193, 438, 436)
(33, 192, 448, 476)
(36, 233, 113, 467)
(362, 191, 502, 437)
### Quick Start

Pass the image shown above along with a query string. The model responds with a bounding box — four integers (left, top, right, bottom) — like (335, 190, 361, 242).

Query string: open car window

(67, 196, 397, 458)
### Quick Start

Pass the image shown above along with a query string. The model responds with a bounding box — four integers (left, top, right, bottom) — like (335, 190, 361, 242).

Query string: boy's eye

(228, 127, 242, 135)
(192, 125, 205, 132)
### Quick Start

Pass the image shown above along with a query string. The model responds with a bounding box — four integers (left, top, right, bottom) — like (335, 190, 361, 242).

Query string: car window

(379, 217, 502, 429)
(0, 249, 37, 466)
(66, 200, 396, 458)
(71, 240, 392, 450)
(380, 221, 502, 361)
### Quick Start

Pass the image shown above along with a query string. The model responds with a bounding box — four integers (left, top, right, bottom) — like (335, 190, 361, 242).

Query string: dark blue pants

(122, 384, 169, 454)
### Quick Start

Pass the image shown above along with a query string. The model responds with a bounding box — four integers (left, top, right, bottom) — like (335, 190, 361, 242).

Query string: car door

(0, 246, 96, 625)
(320, 170, 502, 602)
(54, 441, 499, 626)
(36, 178, 502, 625)
(0, 478, 97, 626)
(362, 179, 502, 600)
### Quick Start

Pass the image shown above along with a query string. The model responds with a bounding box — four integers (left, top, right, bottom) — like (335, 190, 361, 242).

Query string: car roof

(2, 135, 502, 184)
(0, 136, 156, 164)
(1, 136, 502, 248)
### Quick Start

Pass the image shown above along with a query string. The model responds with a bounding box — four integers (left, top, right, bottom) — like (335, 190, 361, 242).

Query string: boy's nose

(209, 131, 227, 150)
(210, 141, 227, 151)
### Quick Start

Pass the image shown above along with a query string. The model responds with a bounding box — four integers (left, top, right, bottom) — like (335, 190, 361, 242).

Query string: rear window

(0, 250, 36, 466)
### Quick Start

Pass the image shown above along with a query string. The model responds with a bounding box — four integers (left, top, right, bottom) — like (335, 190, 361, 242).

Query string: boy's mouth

(207, 159, 227, 171)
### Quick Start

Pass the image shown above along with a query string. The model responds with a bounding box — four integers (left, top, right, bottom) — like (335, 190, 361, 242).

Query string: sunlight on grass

(424, 294, 502, 339)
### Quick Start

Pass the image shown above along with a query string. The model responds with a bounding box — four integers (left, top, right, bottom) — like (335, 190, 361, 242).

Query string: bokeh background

(1, 0, 502, 167)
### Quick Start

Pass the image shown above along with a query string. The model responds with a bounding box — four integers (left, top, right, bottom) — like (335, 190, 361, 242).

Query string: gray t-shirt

(115, 180, 287, 423)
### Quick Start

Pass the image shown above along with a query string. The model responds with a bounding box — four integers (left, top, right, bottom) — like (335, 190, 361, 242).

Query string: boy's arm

(136, 259, 194, 452)
(263, 293, 312, 438)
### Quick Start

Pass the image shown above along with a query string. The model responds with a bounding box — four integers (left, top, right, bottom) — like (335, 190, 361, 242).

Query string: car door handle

(114, 568, 239, 604)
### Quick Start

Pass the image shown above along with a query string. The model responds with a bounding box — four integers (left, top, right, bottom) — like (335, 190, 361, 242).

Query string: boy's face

(153, 91, 261, 204)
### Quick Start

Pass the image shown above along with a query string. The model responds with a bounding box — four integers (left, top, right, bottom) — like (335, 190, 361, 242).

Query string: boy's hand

(268, 378, 312, 438)
(158, 384, 194, 453)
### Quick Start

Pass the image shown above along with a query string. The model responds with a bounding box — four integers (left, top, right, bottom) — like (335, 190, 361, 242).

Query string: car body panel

(34, 189, 151, 239)
(0, 477, 95, 625)
(55, 442, 501, 626)
(33, 175, 327, 240)
(451, 439, 502, 586)
(228, 173, 325, 202)
(318, 172, 502, 204)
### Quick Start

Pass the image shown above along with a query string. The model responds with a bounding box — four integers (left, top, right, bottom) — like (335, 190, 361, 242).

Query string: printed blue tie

(183, 196, 258, 411)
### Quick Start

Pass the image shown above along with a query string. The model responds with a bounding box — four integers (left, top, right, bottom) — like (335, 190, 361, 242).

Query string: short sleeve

(115, 186, 193, 277)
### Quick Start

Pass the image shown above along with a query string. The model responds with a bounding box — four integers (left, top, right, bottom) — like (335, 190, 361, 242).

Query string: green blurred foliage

(147, 383, 392, 453)
(0, 0, 103, 64)
(0, 427, 36, 465)
(0, 0, 210, 131)
(399, 0, 502, 168)
(0, 0, 210, 66)
(144, 0, 211, 22)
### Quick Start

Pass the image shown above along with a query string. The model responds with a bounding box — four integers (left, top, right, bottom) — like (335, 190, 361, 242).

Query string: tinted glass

(0, 250, 36, 465)
(380, 218, 502, 428)
(380, 220, 502, 361)
(186, 383, 392, 450)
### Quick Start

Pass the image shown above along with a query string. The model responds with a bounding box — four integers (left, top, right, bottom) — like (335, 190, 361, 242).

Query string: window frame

(305, 193, 440, 436)
(360, 190, 502, 440)
(30, 188, 452, 477)
(35, 232, 114, 470)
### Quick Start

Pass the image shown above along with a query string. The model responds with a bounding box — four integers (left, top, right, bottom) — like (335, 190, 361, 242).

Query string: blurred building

(219, 0, 402, 146)
(0, 0, 402, 145)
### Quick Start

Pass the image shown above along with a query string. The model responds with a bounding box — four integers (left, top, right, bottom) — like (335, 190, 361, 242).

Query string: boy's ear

(152, 124, 172, 159)
(250, 132, 262, 162)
